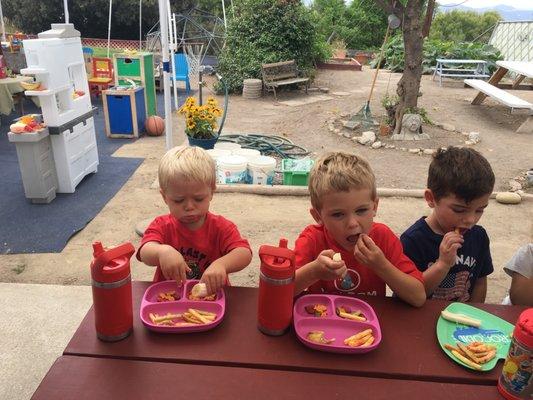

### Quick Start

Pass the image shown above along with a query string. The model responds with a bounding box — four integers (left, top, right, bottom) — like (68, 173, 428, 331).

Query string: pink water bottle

(257, 238, 295, 336)
(498, 308, 533, 399)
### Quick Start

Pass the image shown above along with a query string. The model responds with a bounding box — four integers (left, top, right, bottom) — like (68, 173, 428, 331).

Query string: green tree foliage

(2, 0, 221, 39)
(309, 0, 387, 50)
(217, 0, 328, 93)
(430, 10, 502, 43)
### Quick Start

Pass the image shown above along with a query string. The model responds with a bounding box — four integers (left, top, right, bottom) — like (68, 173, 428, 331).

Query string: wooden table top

(32, 355, 504, 400)
(64, 281, 524, 386)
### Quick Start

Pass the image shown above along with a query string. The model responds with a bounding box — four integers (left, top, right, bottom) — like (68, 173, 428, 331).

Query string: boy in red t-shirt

(137, 146, 252, 295)
(294, 152, 425, 307)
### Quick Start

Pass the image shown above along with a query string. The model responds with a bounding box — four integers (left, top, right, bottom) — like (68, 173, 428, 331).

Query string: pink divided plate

(140, 280, 225, 333)
(293, 294, 381, 354)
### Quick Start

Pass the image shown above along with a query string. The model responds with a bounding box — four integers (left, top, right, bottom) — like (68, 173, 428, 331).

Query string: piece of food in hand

(191, 283, 208, 298)
(307, 330, 335, 344)
(332, 252, 342, 262)
(336, 306, 366, 321)
(304, 304, 328, 317)
(441, 310, 481, 328)
(157, 291, 179, 302)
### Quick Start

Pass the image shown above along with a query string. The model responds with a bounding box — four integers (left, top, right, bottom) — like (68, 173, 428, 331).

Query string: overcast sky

(438, 0, 533, 9)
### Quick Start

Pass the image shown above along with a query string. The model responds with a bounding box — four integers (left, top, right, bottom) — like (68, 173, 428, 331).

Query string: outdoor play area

(0, 0, 532, 399)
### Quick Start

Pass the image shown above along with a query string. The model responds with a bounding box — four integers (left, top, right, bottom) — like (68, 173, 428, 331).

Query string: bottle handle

(93, 242, 135, 272)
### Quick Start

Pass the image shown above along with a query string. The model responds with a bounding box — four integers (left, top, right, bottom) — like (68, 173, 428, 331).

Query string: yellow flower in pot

(178, 96, 222, 140)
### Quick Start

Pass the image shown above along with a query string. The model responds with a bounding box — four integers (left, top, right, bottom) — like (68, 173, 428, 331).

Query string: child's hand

(354, 234, 386, 269)
(313, 249, 347, 281)
(201, 261, 227, 295)
(158, 246, 191, 286)
(438, 231, 464, 268)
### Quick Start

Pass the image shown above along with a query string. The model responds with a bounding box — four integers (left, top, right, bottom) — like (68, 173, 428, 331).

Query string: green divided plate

(436, 302, 514, 371)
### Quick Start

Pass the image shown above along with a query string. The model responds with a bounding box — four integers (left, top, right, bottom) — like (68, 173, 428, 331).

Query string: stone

(409, 148, 421, 154)
(400, 147, 407, 151)
(357, 130, 376, 145)
(342, 131, 352, 138)
(495, 192, 522, 205)
(371, 141, 382, 149)
(352, 136, 361, 142)
(441, 123, 456, 132)
(468, 131, 481, 143)
(461, 131, 470, 137)
(340, 112, 350, 118)
(465, 140, 475, 145)
(319, 87, 330, 93)
(508, 180, 522, 192)
(385, 144, 396, 149)
(423, 148, 435, 155)
(343, 120, 361, 130)
(328, 125, 335, 132)
(333, 128, 341, 134)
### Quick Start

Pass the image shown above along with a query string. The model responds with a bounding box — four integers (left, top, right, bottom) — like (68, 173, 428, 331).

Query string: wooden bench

(464, 79, 533, 114)
(261, 60, 310, 100)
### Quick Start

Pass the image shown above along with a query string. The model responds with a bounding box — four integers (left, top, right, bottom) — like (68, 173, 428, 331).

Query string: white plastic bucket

(217, 155, 248, 184)
(233, 148, 261, 161)
(214, 142, 242, 152)
(206, 148, 231, 163)
(247, 156, 276, 185)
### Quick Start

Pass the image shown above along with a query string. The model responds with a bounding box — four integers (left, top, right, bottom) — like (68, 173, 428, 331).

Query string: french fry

(451, 350, 482, 370)
(444, 343, 459, 352)
(182, 313, 203, 324)
(361, 336, 375, 347)
(338, 311, 367, 322)
(344, 329, 373, 342)
(457, 342, 481, 363)
(195, 310, 217, 317)
(477, 350, 496, 364)
(188, 308, 210, 324)
(150, 312, 183, 324)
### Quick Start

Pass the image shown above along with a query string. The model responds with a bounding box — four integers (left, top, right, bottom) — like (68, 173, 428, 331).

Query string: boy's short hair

(428, 146, 495, 203)
(159, 146, 216, 192)
(309, 151, 376, 209)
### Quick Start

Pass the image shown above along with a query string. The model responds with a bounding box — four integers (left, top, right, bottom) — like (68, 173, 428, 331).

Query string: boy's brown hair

(309, 151, 376, 209)
(158, 146, 216, 192)
(428, 146, 495, 203)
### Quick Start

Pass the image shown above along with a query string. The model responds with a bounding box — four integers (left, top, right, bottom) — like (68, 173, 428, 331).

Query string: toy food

(444, 341, 497, 370)
(157, 291, 179, 302)
(441, 310, 482, 328)
(9, 115, 46, 134)
(20, 81, 42, 91)
(336, 306, 366, 321)
(307, 330, 335, 344)
(305, 304, 328, 317)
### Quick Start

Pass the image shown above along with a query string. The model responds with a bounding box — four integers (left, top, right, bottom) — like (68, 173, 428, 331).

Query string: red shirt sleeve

(136, 216, 170, 262)
(375, 224, 424, 284)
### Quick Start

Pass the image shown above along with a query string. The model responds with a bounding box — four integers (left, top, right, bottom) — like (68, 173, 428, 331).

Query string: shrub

(216, 0, 328, 93)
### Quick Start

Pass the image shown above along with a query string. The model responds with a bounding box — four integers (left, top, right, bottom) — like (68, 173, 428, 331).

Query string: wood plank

(32, 356, 504, 400)
(64, 282, 527, 386)
(465, 79, 532, 109)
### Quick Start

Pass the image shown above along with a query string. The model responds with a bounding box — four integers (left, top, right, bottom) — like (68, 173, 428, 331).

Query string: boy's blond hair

(158, 146, 216, 192)
(309, 151, 376, 209)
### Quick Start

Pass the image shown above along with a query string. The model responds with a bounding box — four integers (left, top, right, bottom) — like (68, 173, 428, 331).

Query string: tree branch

(374, 0, 396, 15)
(422, 0, 436, 38)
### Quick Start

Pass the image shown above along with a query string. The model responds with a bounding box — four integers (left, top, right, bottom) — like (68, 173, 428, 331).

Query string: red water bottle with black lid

(91, 241, 135, 342)
(498, 308, 533, 400)
(257, 238, 295, 336)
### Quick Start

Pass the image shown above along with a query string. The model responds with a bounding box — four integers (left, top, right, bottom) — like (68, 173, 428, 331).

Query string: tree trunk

(393, 0, 424, 135)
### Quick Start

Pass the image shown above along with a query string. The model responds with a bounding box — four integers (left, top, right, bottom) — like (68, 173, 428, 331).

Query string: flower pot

(354, 54, 369, 65)
(379, 124, 392, 137)
(187, 136, 218, 150)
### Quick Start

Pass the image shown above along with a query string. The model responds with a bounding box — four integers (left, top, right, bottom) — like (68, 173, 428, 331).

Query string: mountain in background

(438, 4, 533, 21)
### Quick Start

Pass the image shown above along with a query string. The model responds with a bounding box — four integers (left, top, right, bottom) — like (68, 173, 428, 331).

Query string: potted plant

(380, 93, 399, 135)
(178, 96, 223, 149)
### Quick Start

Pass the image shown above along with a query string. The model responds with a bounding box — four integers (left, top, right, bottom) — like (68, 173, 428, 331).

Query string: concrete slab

(0, 283, 92, 400)
(277, 95, 334, 107)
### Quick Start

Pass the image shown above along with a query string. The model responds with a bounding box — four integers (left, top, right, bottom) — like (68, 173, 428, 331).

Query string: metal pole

(221, 0, 227, 30)
(0, 0, 6, 42)
(64, 0, 69, 24)
(198, 68, 203, 105)
(107, 0, 113, 58)
(139, 0, 142, 50)
(158, 0, 173, 150)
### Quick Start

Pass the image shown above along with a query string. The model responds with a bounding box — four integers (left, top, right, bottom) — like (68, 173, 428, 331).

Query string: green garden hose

(217, 134, 310, 159)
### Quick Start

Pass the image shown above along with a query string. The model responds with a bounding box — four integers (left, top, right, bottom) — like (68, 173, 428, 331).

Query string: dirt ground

(1, 67, 531, 305)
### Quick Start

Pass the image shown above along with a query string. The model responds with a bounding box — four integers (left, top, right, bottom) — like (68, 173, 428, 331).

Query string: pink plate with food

(140, 280, 225, 333)
(293, 294, 381, 354)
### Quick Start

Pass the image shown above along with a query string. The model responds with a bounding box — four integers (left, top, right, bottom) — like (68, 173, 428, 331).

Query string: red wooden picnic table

(63, 281, 525, 386)
(31, 355, 504, 400)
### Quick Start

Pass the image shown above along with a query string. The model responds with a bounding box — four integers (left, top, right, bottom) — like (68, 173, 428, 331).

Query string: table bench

(432, 59, 490, 86)
(261, 60, 310, 100)
(464, 79, 533, 113)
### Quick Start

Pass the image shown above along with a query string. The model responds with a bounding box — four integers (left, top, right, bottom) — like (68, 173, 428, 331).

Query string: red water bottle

(257, 238, 295, 335)
(498, 308, 533, 399)
(90, 241, 135, 342)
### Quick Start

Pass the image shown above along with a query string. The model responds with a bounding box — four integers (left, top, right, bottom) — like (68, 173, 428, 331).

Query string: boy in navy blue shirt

(400, 147, 495, 302)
